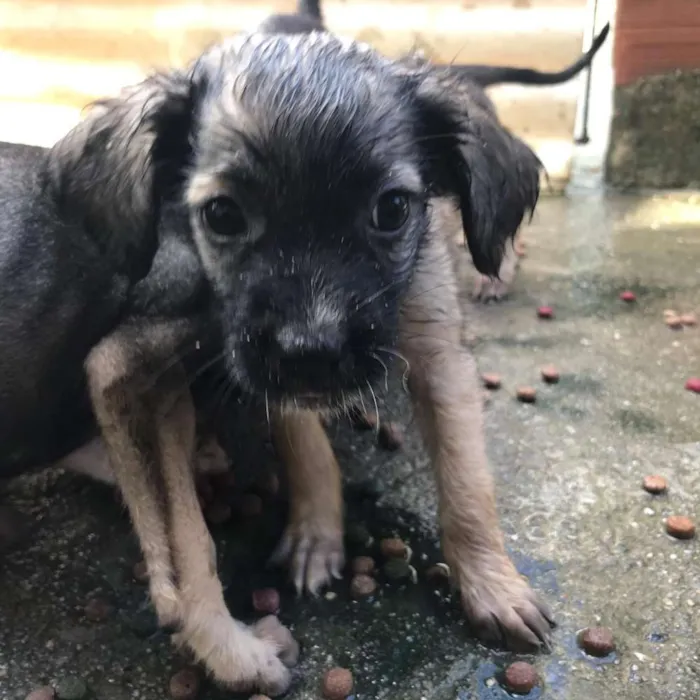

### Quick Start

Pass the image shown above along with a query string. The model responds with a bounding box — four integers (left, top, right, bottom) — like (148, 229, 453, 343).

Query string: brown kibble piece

(379, 537, 407, 559)
(249, 696, 272, 700)
(426, 563, 451, 582)
(540, 365, 560, 384)
(239, 493, 263, 518)
(665, 314, 683, 329)
(169, 668, 200, 700)
(516, 386, 537, 403)
(322, 667, 354, 700)
(351, 555, 376, 575)
(84, 597, 112, 622)
(503, 661, 539, 694)
(350, 573, 377, 598)
(377, 422, 403, 451)
(205, 500, 232, 525)
(680, 313, 697, 326)
(579, 627, 615, 657)
(132, 560, 149, 583)
(642, 475, 668, 495)
(482, 373, 502, 390)
(252, 588, 281, 615)
(665, 515, 696, 540)
(25, 687, 56, 700)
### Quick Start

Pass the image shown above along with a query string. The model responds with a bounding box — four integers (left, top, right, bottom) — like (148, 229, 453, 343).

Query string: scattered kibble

(665, 314, 683, 329)
(579, 627, 615, 657)
(252, 588, 281, 615)
(322, 667, 354, 700)
(685, 377, 700, 393)
(205, 500, 232, 525)
(132, 560, 149, 583)
(351, 408, 378, 431)
(351, 556, 376, 575)
(516, 386, 537, 403)
(680, 312, 697, 326)
(665, 515, 696, 540)
(642, 475, 668, 494)
(84, 597, 112, 623)
(346, 523, 372, 547)
(540, 365, 560, 384)
(619, 290, 636, 303)
(239, 493, 263, 518)
(169, 668, 200, 700)
(377, 422, 403, 451)
(425, 562, 451, 582)
(54, 677, 88, 700)
(383, 558, 411, 581)
(503, 661, 539, 694)
(537, 306, 554, 319)
(350, 573, 378, 598)
(380, 537, 407, 559)
(482, 373, 502, 390)
(25, 687, 55, 700)
(249, 696, 272, 700)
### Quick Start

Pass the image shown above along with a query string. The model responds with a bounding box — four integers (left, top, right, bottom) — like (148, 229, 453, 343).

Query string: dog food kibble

(642, 475, 668, 494)
(377, 422, 403, 451)
(169, 668, 200, 700)
(579, 627, 615, 657)
(132, 560, 149, 583)
(55, 678, 88, 700)
(380, 537, 407, 559)
(249, 696, 272, 700)
(665, 515, 696, 540)
(322, 668, 354, 700)
(665, 314, 683, 329)
(503, 662, 539, 694)
(205, 500, 232, 525)
(516, 386, 537, 403)
(350, 573, 378, 598)
(383, 558, 411, 581)
(426, 562, 451, 582)
(537, 306, 554, 319)
(351, 555, 376, 575)
(84, 597, 112, 622)
(240, 493, 263, 518)
(482, 373, 502, 390)
(684, 377, 700, 393)
(681, 312, 697, 326)
(252, 588, 281, 614)
(346, 523, 372, 547)
(540, 365, 560, 384)
(619, 290, 636, 303)
(26, 687, 55, 700)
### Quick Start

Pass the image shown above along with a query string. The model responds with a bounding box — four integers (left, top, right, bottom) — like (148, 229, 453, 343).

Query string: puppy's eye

(371, 191, 411, 233)
(200, 197, 248, 238)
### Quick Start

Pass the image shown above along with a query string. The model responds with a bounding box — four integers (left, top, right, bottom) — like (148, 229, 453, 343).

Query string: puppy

(1, 27, 552, 700)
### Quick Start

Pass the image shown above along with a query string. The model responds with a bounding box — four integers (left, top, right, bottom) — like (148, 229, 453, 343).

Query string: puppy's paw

(174, 611, 295, 697)
(473, 275, 511, 303)
(195, 434, 229, 475)
(270, 519, 344, 596)
(454, 553, 555, 651)
(150, 575, 183, 630)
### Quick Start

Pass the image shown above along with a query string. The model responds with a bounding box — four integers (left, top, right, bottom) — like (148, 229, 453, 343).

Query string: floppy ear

(410, 71, 542, 277)
(45, 69, 196, 281)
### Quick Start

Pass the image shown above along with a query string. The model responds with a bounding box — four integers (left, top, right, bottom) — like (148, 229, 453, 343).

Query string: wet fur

(0, 10, 552, 698)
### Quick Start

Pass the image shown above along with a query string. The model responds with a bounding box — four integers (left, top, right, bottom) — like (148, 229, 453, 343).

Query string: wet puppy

(2, 30, 552, 700)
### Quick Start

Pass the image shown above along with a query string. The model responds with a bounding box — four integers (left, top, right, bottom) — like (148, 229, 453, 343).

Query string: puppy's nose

(269, 323, 348, 388)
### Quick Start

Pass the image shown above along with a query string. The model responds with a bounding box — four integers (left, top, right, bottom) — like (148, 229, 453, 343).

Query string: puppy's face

(49, 32, 541, 412)
(186, 37, 430, 409)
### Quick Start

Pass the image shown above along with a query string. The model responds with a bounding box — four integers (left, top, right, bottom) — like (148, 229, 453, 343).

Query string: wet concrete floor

(1, 192, 699, 699)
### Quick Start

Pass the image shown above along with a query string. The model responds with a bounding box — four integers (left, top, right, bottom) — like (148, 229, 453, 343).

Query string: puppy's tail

(451, 22, 609, 87)
(297, 0, 323, 20)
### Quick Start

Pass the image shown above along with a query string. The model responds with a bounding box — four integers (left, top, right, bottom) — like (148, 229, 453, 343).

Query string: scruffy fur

(1, 24, 554, 700)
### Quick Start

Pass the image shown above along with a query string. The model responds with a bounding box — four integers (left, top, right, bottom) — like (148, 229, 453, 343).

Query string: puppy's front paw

(174, 611, 296, 697)
(453, 552, 555, 651)
(473, 274, 511, 303)
(270, 518, 344, 596)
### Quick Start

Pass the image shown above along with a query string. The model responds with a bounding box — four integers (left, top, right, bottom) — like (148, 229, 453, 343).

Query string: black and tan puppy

(1, 21, 554, 700)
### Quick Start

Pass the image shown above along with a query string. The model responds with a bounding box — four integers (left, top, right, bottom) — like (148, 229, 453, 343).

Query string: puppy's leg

(400, 228, 554, 651)
(155, 365, 297, 696)
(473, 233, 520, 302)
(86, 332, 182, 630)
(269, 409, 344, 595)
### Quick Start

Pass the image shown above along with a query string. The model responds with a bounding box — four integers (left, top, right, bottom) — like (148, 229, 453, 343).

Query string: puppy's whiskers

(353, 278, 402, 314)
(368, 351, 390, 394)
